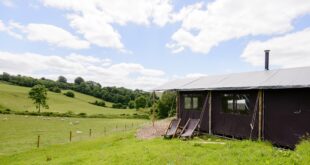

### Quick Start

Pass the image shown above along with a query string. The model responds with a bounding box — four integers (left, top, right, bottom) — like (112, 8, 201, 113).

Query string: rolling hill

(0, 82, 141, 116)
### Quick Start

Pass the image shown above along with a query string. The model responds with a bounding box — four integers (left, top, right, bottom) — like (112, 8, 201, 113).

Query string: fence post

(37, 135, 40, 148)
(89, 129, 92, 137)
(70, 131, 72, 142)
(125, 124, 127, 131)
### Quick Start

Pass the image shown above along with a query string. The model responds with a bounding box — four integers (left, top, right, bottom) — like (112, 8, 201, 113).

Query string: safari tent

(155, 51, 310, 148)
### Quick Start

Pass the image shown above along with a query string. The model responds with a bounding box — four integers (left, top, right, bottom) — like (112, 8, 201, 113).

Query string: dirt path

(136, 118, 172, 139)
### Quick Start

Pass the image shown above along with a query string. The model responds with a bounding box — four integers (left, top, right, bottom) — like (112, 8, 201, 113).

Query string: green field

(0, 82, 140, 115)
(0, 126, 309, 165)
(0, 114, 147, 155)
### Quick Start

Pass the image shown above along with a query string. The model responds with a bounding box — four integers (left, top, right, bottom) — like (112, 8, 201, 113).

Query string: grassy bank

(0, 114, 147, 155)
(0, 129, 309, 164)
(0, 82, 145, 116)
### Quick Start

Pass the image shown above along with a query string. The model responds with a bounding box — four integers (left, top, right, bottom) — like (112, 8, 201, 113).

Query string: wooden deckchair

(164, 118, 181, 138)
(179, 118, 200, 139)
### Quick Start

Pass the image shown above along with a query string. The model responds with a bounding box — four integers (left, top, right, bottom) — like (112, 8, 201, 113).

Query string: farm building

(155, 51, 310, 148)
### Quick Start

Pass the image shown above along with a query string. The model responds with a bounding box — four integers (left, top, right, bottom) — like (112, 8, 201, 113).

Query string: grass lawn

(0, 114, 148, 155)
(0, 82, 141, 115)
(0, 129, 309, 165)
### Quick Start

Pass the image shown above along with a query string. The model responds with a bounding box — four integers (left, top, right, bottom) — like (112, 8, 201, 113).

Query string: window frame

(221, 93, 250, 115)
(183, 94, 204, 111)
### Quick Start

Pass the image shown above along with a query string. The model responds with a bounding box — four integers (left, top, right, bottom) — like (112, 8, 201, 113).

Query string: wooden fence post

(37, 135, 40, 148)
(89, 129, 92, 137)
(70, 131, 72, 142)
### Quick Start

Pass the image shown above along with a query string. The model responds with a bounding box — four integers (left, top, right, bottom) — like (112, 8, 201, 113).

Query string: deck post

(176, 91, 180, 118)
(258, 90, 263, 141)
(208, 91, 212, 134)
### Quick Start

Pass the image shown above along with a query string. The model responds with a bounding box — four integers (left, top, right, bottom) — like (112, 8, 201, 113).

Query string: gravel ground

(136, 118, 172, 139)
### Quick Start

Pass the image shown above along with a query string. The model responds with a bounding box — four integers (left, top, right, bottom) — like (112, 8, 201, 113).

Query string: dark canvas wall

(179, 91, 209, 132)
(178, 88, 310, 148)
(211, 90, 259, 139)
(264, 88, 310, 148)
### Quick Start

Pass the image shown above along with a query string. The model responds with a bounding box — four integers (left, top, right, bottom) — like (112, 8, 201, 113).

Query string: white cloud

(168, 0, 310, 54)
(1, 0, 15, 7)
(0, 51, 167, 89)
(0, 20, 23, 39)
(241, 28, 310, 68)
(0, 20, 90, 49)
(25, 24, 90, 49)
(41, 0, 174, 51)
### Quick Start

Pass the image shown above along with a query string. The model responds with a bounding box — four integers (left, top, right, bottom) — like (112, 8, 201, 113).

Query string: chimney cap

(264, 50, 270, 53)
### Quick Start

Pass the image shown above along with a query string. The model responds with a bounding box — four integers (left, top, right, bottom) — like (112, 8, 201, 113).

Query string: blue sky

(1, 0, 310, 89)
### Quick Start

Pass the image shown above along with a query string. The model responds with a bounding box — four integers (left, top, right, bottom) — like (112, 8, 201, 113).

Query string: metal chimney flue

(264, 50, 270, 71)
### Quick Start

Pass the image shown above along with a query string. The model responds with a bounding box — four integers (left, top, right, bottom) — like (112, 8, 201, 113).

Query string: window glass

(227, 100, 234, 110)
(184, 96, 192, 109)
(183, 94, 204, 110)
(222, 93, 249, 115)
(192, 97, 199, 109)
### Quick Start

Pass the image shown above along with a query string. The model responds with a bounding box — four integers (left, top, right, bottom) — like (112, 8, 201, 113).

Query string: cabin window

(184, 96, 192, 109)
(222, 93, 249, 114)
(184, 94, 204, 110)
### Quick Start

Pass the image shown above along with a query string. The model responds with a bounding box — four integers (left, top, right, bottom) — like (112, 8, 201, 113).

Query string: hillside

(0, 82, 141, 116)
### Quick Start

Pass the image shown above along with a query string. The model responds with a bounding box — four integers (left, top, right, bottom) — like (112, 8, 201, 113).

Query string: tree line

(0, 72, 155, 109)
(0, 72, 177, 118)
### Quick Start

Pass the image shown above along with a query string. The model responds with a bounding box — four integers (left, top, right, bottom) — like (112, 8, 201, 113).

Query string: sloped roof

(154, 66, 310, 91)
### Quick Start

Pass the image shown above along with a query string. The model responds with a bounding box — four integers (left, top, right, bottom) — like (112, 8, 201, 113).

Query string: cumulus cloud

(167, 0, 310, 54)
(41, 0, 174, 51)
(0, 51, 167, 89)
(0, 20, 90, 49)
(241, 28, 310, 68)
(25, 24, 90, 49)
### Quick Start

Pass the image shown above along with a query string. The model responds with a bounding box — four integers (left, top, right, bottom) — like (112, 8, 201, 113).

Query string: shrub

(64, 91, 75, 98)
(90, 100, 106, 107)
(49, 86, 61, 93)
(112, 103, 127, 109)
(128, 100, 135, 109)
(135, 96, 147, 109)
(78, 112, 87, 117)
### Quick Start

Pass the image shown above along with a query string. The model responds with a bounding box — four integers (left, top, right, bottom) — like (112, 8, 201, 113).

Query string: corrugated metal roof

(154, 66, 310, 91)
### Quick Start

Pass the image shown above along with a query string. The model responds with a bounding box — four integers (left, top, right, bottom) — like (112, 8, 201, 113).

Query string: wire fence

(0, 115, 149, 155)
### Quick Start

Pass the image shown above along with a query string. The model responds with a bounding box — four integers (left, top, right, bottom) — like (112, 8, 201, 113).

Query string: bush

(135, 96, 147, 109)
(64, 91, 75, 98)
(128, 100, 135, 109)
(78, 112, 87, 117)
(90, 100, 106, 107)
(49, 86, 61, 93)
(112, 103, 127, 109)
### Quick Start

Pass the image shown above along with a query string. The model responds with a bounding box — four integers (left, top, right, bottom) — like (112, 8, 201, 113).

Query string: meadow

(0, 127, 309, 164)
(0, 114, 147, 155)
(0, 82, 141, 116)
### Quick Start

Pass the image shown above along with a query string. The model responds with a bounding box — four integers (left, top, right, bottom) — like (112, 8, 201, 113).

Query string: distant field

(1, 126, 309, 164)
(0, 114, 148, 155)
(0, 82, 140, 115)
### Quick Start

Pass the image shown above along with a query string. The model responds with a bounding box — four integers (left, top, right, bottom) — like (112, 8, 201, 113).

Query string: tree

(58, 76, 67, 83)
(2, 72, 10, 81)
(74, 77, 84, 85)
(156, 91, 176, 119)
(28, 85, 49, 113)
(135, 96, 147, 109)
(128, 100, 135, 109)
